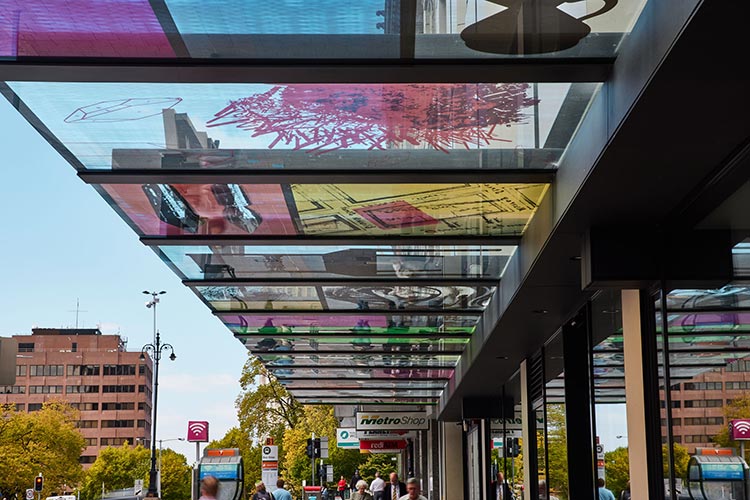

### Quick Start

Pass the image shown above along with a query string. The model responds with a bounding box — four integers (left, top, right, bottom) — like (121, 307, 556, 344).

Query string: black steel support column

(642, 289, 666, 500)
(524, 357, 540, 500)
(562, 306, 597, 500)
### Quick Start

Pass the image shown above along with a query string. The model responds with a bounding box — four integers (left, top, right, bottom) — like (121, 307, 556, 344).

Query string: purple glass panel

(0, 0, 174, 57)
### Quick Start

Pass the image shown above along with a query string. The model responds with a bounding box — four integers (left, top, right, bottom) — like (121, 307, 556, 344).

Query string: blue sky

(0, 95, 248, 461)
(0, 88, 628, 462)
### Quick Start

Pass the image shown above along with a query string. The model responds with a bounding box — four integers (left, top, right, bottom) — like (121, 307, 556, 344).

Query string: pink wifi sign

(187, 421, 209, 442)
(730, 419, 750, 440)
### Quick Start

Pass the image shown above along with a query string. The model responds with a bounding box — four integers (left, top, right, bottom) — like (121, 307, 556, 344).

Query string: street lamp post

(141, 289, 175, 499)
(158, 438, 185, 498)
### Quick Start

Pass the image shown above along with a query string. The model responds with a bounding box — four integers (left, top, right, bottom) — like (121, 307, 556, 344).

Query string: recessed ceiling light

(532, 309, 549, 314)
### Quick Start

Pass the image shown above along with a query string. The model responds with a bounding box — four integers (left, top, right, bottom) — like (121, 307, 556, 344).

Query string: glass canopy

(5, 81, 595, 170)
(157, 245, 514, 280)
(0, 8, 625, 405)
(1, 1, 648, 59)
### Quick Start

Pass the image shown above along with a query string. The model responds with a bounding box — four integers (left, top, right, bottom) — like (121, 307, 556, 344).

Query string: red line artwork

(206, 84, 538, 153)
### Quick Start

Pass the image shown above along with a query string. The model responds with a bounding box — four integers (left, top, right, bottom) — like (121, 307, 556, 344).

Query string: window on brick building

(18, 343, 34, 352)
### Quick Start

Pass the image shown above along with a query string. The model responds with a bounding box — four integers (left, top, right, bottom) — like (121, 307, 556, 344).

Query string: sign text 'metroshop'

(355, 411, 429, 431)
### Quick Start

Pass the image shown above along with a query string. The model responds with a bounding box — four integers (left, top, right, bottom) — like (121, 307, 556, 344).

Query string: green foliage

(159, 449, 192, 500)
(546, 405, 568, 500)
(663, 443, 689, 480)
(80, 444, 149, 500)
(358, 454, 398, 484)
(236, 356, 302, 444)
(604, 447, 630, 499)
(280, 406, 366, 496)
(0, 401, 85, 499)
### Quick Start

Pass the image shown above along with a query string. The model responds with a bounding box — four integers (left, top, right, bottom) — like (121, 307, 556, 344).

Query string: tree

(604, 447, 630, 499)
(281, 406, 366, 496)
(159, 449, 192, 500)
(0, 401, 85, 499)
(546, 405, 568, 500)
(236, 356, 302, 443)
(714, 394, 750, 459)
(358, 454, 399, 484)
(80, 444, 149, 500)
(663, 443, 689, 481)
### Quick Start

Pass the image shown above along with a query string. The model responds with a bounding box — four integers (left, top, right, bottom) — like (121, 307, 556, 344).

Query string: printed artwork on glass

(322, 286, 495, 310)
(196, 286, 322, 311)
(268, 367, 455, 380)
(292, 183, 549, 236)
(206, 84, 538, 153)
(102, 183, 295, 236)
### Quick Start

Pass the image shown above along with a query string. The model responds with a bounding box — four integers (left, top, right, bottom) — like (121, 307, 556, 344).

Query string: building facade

(0, 328, 153, 466)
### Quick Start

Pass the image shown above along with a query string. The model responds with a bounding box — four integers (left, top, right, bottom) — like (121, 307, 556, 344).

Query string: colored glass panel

(289, 388, 443, 398)
(0, 0, 173, 58)
(196, 285, 322, 311)
(278, 378, 447, 389)
(416, 0, 647, 58)
(257, 353, 460, 368)
(220, 313, 478, 335)
(238, 336, 469, 353)
(269, 367, 453, 379)
(295, 398, 438, 405)
(321, 285, 495, 311)
(159, 245, 513, 280)
(98, 182, 546, 237)
(6, 82, 581, 168)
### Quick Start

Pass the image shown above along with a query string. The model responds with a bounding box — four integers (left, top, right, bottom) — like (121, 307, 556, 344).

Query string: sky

(0, 95, 248, 461)
(0, 87, 629, 464)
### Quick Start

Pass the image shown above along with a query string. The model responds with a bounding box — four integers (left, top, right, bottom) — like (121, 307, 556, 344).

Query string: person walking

(491, 472, 514, 500)
(383, 472, 406, 500)
(338, 476, 348, 500)
(352, 480, 374, 500)
(597, 478, 616, 500)
(252, 481, 275, 500)
(274, 480, 292, 500)
(351, 470, 363, 491)
(619, 482, 631, 500)
(398, 478, 426, 500)
(370, 472, 385, 500)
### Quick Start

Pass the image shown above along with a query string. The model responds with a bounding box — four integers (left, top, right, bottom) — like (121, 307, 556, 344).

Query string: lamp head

(159, 291, 166, 295)
(169, 353, 176, 361)
(142, 291, 150, 295)
(139, 352, 145, 361)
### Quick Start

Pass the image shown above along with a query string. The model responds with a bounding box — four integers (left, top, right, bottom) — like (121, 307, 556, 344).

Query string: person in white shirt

(370, 472, 386, 500)
(398, 477, 427, 500)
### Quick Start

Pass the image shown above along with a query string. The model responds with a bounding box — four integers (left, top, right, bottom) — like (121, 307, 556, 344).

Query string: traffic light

(505, 437, 520, 458)
(313, 437, 321, 458)
(512, 437, 520, 457)
(305, 438, 314, 458)
(34, 475, 43, 492)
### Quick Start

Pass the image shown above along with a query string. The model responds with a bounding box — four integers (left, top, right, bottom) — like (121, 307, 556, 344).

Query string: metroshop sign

(355, 412, 429, 431)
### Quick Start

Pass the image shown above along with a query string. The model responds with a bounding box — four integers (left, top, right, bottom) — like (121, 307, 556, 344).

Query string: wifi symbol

(188, 421, 209, 441)
(734, 421, 750, 434)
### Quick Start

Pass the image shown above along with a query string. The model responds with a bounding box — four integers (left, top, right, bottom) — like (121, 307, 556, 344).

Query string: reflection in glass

(323, 285, 495, 310)
(161, 244, 513, 280)
(268, 367, 454, 379)
(257, 353, 460, 368)
(278, 378, 447, 390)
(221, 313, 479, 335)
(238, 335, 469, 353)
(196, 285, 322, 310)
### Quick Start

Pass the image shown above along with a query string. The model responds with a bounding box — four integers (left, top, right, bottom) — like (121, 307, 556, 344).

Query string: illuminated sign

(199, 463, 239, 480)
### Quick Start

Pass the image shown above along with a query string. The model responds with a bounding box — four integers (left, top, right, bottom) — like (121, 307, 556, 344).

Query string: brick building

(663, 359, 750, 453)
(0, 328, 153, 466)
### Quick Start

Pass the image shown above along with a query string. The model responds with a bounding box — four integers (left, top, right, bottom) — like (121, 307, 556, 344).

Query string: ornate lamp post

(141, 289, 175, 499)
